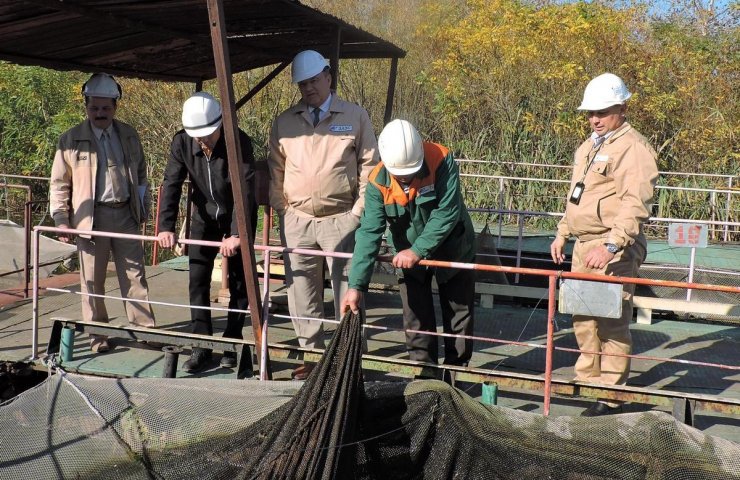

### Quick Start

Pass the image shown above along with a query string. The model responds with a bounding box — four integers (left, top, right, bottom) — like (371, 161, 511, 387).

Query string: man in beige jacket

(268, 50, 378, 379)
(50, 73, 156, 353)
(551, 73, 658, 416)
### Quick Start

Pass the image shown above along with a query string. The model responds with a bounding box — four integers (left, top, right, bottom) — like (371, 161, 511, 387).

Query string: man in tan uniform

(268, 50, 378, 379)
(550, 73, 658, 416)
(50, 73, 156, 353)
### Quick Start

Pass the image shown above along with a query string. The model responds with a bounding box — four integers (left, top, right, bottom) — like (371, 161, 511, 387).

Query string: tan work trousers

(76, 204, 155, 327)
(279, 210, 359, 349)
(571, 236, 646, 394)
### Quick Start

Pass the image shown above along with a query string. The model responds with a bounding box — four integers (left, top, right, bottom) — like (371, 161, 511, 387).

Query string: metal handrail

(30, 225, 740, 417)
(455, 159, 739, 181)
(460, 172, 739, 242)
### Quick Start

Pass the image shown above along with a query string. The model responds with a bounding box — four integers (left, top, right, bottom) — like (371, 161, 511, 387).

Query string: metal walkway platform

(0, 264, 737, 442)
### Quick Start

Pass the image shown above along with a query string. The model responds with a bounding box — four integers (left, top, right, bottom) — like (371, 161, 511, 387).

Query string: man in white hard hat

(157, 92, 257, 374)
(50, 73, 156, 353)
(268, 50, 379, 380)
(342, 120, 476, 382)
(550, 73, 659, 416)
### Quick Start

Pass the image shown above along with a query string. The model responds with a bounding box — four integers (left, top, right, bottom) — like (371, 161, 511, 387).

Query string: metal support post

(686, 247, 696, 302)
(162, 345, 183, 378)
(544, 275, 556, 415)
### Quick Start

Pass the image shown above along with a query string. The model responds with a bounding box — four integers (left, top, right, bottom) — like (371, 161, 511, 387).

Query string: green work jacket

(348, 142, 475, 291)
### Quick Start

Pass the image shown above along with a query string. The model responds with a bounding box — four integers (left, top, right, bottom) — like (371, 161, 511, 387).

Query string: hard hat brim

(577, 94, 631, 111)
(384, 158, 424, 177)
(577, 101, 619, 110)
(85, 92, 120, 99)
(184, 119, 222, 138)
(292, 65, 328, 84)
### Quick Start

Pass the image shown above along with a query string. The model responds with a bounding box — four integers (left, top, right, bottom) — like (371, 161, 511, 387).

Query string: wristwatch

(604, 243, 619, 254)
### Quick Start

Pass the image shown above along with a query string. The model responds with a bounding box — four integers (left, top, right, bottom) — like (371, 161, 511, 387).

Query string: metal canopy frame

(4, 0, 405, 378)
(1, 0, 405, 82)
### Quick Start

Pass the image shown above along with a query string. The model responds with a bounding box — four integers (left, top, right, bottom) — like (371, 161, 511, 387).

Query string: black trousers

(399, 267, 475, 365)
(188, 220, 248, 341)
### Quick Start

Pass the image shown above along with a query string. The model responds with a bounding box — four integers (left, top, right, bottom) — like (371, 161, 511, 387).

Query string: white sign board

(668, 223, 708, 248)
(558, 279, 623, 319)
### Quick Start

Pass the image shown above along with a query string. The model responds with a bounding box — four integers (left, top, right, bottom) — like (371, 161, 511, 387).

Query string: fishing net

(1, 310, 738, 479)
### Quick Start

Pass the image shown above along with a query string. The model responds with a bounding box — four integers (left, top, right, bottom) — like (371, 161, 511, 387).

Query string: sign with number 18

(668, 223, 708, 248)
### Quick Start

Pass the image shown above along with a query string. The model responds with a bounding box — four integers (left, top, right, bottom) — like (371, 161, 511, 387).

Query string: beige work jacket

(50, 119, 150, 235)
(268, 95, 378, 218)
(557, 122, 658, 249)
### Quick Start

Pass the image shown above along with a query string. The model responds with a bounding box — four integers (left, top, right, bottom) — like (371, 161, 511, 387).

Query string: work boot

(182, 348, 212, 373)
(220, 351, 237, 368)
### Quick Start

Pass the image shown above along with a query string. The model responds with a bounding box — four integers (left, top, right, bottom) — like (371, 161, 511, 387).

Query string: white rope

(59, 370, 107, 422)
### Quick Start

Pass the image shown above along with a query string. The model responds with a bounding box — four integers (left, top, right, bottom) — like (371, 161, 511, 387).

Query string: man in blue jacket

(342, 119, 476, 374)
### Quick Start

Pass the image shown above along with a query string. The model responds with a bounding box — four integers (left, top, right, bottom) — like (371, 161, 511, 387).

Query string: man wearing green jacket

(342, 119, 476, 371)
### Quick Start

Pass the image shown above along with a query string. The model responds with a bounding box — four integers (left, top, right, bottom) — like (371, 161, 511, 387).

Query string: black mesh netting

(1, 310, 738, 479)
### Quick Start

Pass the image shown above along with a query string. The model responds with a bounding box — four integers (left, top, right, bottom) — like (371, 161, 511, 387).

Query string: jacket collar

(73, 119, 125, 142)
(292, 91, 347, 115)
(191, 128, 225, 157)
(604, 122, 632, 145)
(375, 160, 431, 188)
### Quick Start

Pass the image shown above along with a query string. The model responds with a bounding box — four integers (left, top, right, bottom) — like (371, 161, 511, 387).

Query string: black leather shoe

(182, 348, 212, 373)
(220, 351, 237, 368)
(581, 402, 623, 417)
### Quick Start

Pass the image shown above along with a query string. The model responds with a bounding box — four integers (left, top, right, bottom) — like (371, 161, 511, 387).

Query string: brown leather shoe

(90, 337, 110, 353)
(292, 364, 314, 380)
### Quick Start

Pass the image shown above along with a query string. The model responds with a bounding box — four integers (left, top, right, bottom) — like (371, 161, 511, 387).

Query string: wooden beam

(24, 0, 212, 47)
(207, 0, 271, 377)
(383, 57, 399, 125)
(235, 61, 289, 111)
(0, 51, 202, 83)
(330, 26, 341, 90)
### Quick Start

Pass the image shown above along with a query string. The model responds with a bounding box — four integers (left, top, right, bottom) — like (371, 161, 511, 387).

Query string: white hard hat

(181, 92, 223, 138)
(82, 73, 121, 99)
(378, 119, 425, 177)
(291, 50, 329, 83)
(577, 73, 631, 110)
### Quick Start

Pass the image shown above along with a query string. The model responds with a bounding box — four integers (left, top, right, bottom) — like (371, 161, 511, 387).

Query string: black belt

(96, 200, 129, 208)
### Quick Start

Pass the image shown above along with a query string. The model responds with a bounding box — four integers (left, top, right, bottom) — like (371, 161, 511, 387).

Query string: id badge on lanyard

(569, 141, 605, 205)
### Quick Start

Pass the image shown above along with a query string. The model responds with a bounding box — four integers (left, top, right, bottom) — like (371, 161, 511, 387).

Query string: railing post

(710, 191, 717, 240)
(152, 185, 163, 266)
(496, 178, 504, 247)
(686, 247, 697, 302)
(725, 177, 732, 242)
(515, 215, 524, 284)
(544, 275, 556, 415)
(31, 227, 40, 360)
(24, 200, 32, 298)
(260, 208, 273, 380)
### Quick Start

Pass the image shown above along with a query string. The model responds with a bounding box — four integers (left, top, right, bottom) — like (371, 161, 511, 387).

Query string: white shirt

(311, 93, 333, 123)
(590, 130, 615, 148)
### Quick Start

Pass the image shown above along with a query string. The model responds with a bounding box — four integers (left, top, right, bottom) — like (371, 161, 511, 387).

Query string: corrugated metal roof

(0, 0, 405, 82)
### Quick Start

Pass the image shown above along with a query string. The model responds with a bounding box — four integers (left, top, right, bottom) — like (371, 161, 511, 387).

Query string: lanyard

(578, 138, 607, 184)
